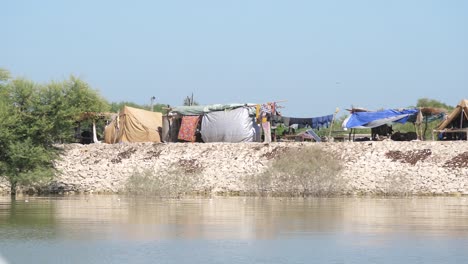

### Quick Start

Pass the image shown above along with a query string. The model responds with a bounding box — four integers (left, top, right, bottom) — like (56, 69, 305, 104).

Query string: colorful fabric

(256, 104, 261, 123)
(178, 116, 200, 142)
(262, 121, 272, 143)
(261, 103, 271, 114)
(271, 102, 277, 115)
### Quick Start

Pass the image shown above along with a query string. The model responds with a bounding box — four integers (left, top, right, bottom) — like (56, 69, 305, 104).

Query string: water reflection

(0, 196, 57, 240)
(1, 196, 468, 264)
(1, 196, 468, 240)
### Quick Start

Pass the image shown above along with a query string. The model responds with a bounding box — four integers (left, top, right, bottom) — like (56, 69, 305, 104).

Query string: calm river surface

(1, 195, 468, 263)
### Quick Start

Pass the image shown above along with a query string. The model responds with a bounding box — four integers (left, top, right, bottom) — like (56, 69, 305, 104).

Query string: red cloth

(178, 116, 200, 142)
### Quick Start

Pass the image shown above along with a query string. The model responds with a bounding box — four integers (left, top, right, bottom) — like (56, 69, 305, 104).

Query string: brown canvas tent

(433, 99, 468, 140)
(104, 106, 163, 143)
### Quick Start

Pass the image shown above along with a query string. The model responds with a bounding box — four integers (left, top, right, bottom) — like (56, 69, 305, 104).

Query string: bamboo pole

(461, 109, 464, 129)
(328, 107, 340, 139)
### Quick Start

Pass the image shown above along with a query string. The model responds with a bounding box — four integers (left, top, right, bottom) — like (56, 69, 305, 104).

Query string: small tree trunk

(10, 181, 17, 197)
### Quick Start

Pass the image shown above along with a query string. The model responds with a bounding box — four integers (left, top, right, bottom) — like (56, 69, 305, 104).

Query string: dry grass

(245, 146, 345, 197)
(125, 167, 201, 198)
(376, 172, 412, 196)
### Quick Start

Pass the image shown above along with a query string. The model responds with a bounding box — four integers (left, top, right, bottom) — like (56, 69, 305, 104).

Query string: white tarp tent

(201, 107, 260, 143)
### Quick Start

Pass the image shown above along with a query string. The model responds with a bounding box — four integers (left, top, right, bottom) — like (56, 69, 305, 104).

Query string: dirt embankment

(0, 141, 467, 195)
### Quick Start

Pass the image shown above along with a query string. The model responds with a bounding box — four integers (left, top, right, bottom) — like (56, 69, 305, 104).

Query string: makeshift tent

(297, 129, 321, 142)
(433, 99, 468, 140)
(76, 112, 116, 144)
(167, 104, 260, 143)
(201, 107, 260, 143)
(409, 107, 446, 124)
(104, 106, 163, 143)
(342, 109, 419, 129)
(162, 116, 180, 142)
(407, 107, 447, 140)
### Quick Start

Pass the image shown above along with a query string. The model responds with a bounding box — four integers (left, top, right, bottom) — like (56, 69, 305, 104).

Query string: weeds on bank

(125, 167, 201, 198)
(376, 172, 412, 196)
(245, 146, 345, 197)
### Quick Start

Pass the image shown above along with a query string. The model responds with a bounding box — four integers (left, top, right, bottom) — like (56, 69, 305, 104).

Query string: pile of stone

(1, 141, 467, 195)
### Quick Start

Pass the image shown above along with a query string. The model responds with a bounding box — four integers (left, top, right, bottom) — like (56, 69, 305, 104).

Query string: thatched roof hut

(433, 99, 468, 140)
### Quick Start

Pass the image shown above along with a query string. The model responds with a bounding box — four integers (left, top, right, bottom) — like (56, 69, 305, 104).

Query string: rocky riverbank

(1, 141, 467, 195)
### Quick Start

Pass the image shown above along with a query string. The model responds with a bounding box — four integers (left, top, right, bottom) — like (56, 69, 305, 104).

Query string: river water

(1, 195, 468, 263)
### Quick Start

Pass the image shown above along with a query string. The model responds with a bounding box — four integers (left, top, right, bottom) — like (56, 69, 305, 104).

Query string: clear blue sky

(2, 0, 467, 116)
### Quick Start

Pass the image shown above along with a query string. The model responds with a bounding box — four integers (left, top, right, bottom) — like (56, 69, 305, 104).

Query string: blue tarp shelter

(342, 109, 419, 129)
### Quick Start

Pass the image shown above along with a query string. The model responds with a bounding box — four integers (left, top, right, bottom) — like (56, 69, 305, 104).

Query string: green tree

(64, 76, 109, 115)
(0, 77, 56, 195)
(110, 101, 150, 112)
(392, 98, 452, 139)
(0, 68, 10, 82)
(110, 101, 167, 113)
(416, 98, 452, 140)
(36, 76, 110, 143)
(0, 138, 56, 195)
(416, 98, 453, 111)
(0, 70, 111, 195)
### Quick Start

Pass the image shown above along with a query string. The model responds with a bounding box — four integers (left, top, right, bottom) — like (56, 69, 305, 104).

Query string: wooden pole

(92, 120, 100, 144)
(461, 109, 464, 129)
(423, 117, 428, 141)
(462, 109, 467, 141)
(328, 107, 340, 139)
(420, 124, 423, 140)
(150, 96, 155, 111)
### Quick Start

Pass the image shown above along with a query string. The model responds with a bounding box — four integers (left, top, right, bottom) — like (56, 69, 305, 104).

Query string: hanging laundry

(178, 116, 200, 142)
(262, 121, 272, 143)
(311, 114, 334, 129)
(255, 104, 261, 123)
(271, 115, 290, 126)
(271, 102, 277, 115)
(286, 114, 333, 130)
(261, 112, 269, 124)
(261, 103, 271, 114)
(289, 117, 313, 128)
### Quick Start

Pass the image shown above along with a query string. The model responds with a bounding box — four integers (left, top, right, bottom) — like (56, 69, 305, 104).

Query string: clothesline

(272, 114, 334, 130)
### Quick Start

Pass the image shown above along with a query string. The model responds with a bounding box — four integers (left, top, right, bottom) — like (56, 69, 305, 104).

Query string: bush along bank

(0, 141, 467, 196)
(243, 146, 345, 197)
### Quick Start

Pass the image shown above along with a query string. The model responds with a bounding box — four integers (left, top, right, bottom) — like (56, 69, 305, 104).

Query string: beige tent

(104, 106, 163, 143)
(433, 99, 468, 140)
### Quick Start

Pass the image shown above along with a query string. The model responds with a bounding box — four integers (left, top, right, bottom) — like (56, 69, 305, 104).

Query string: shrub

(245, 146, 344, 197)
(125, 167, 201, 198)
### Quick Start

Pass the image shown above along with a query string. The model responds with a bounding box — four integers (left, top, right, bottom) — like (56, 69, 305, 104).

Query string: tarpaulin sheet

(201, 107, 260, 143)
(342, 109, 418, 129)
(305, 129, 322, 142)
(104, 106, 162, 143)
(171, 104, 256, 116)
